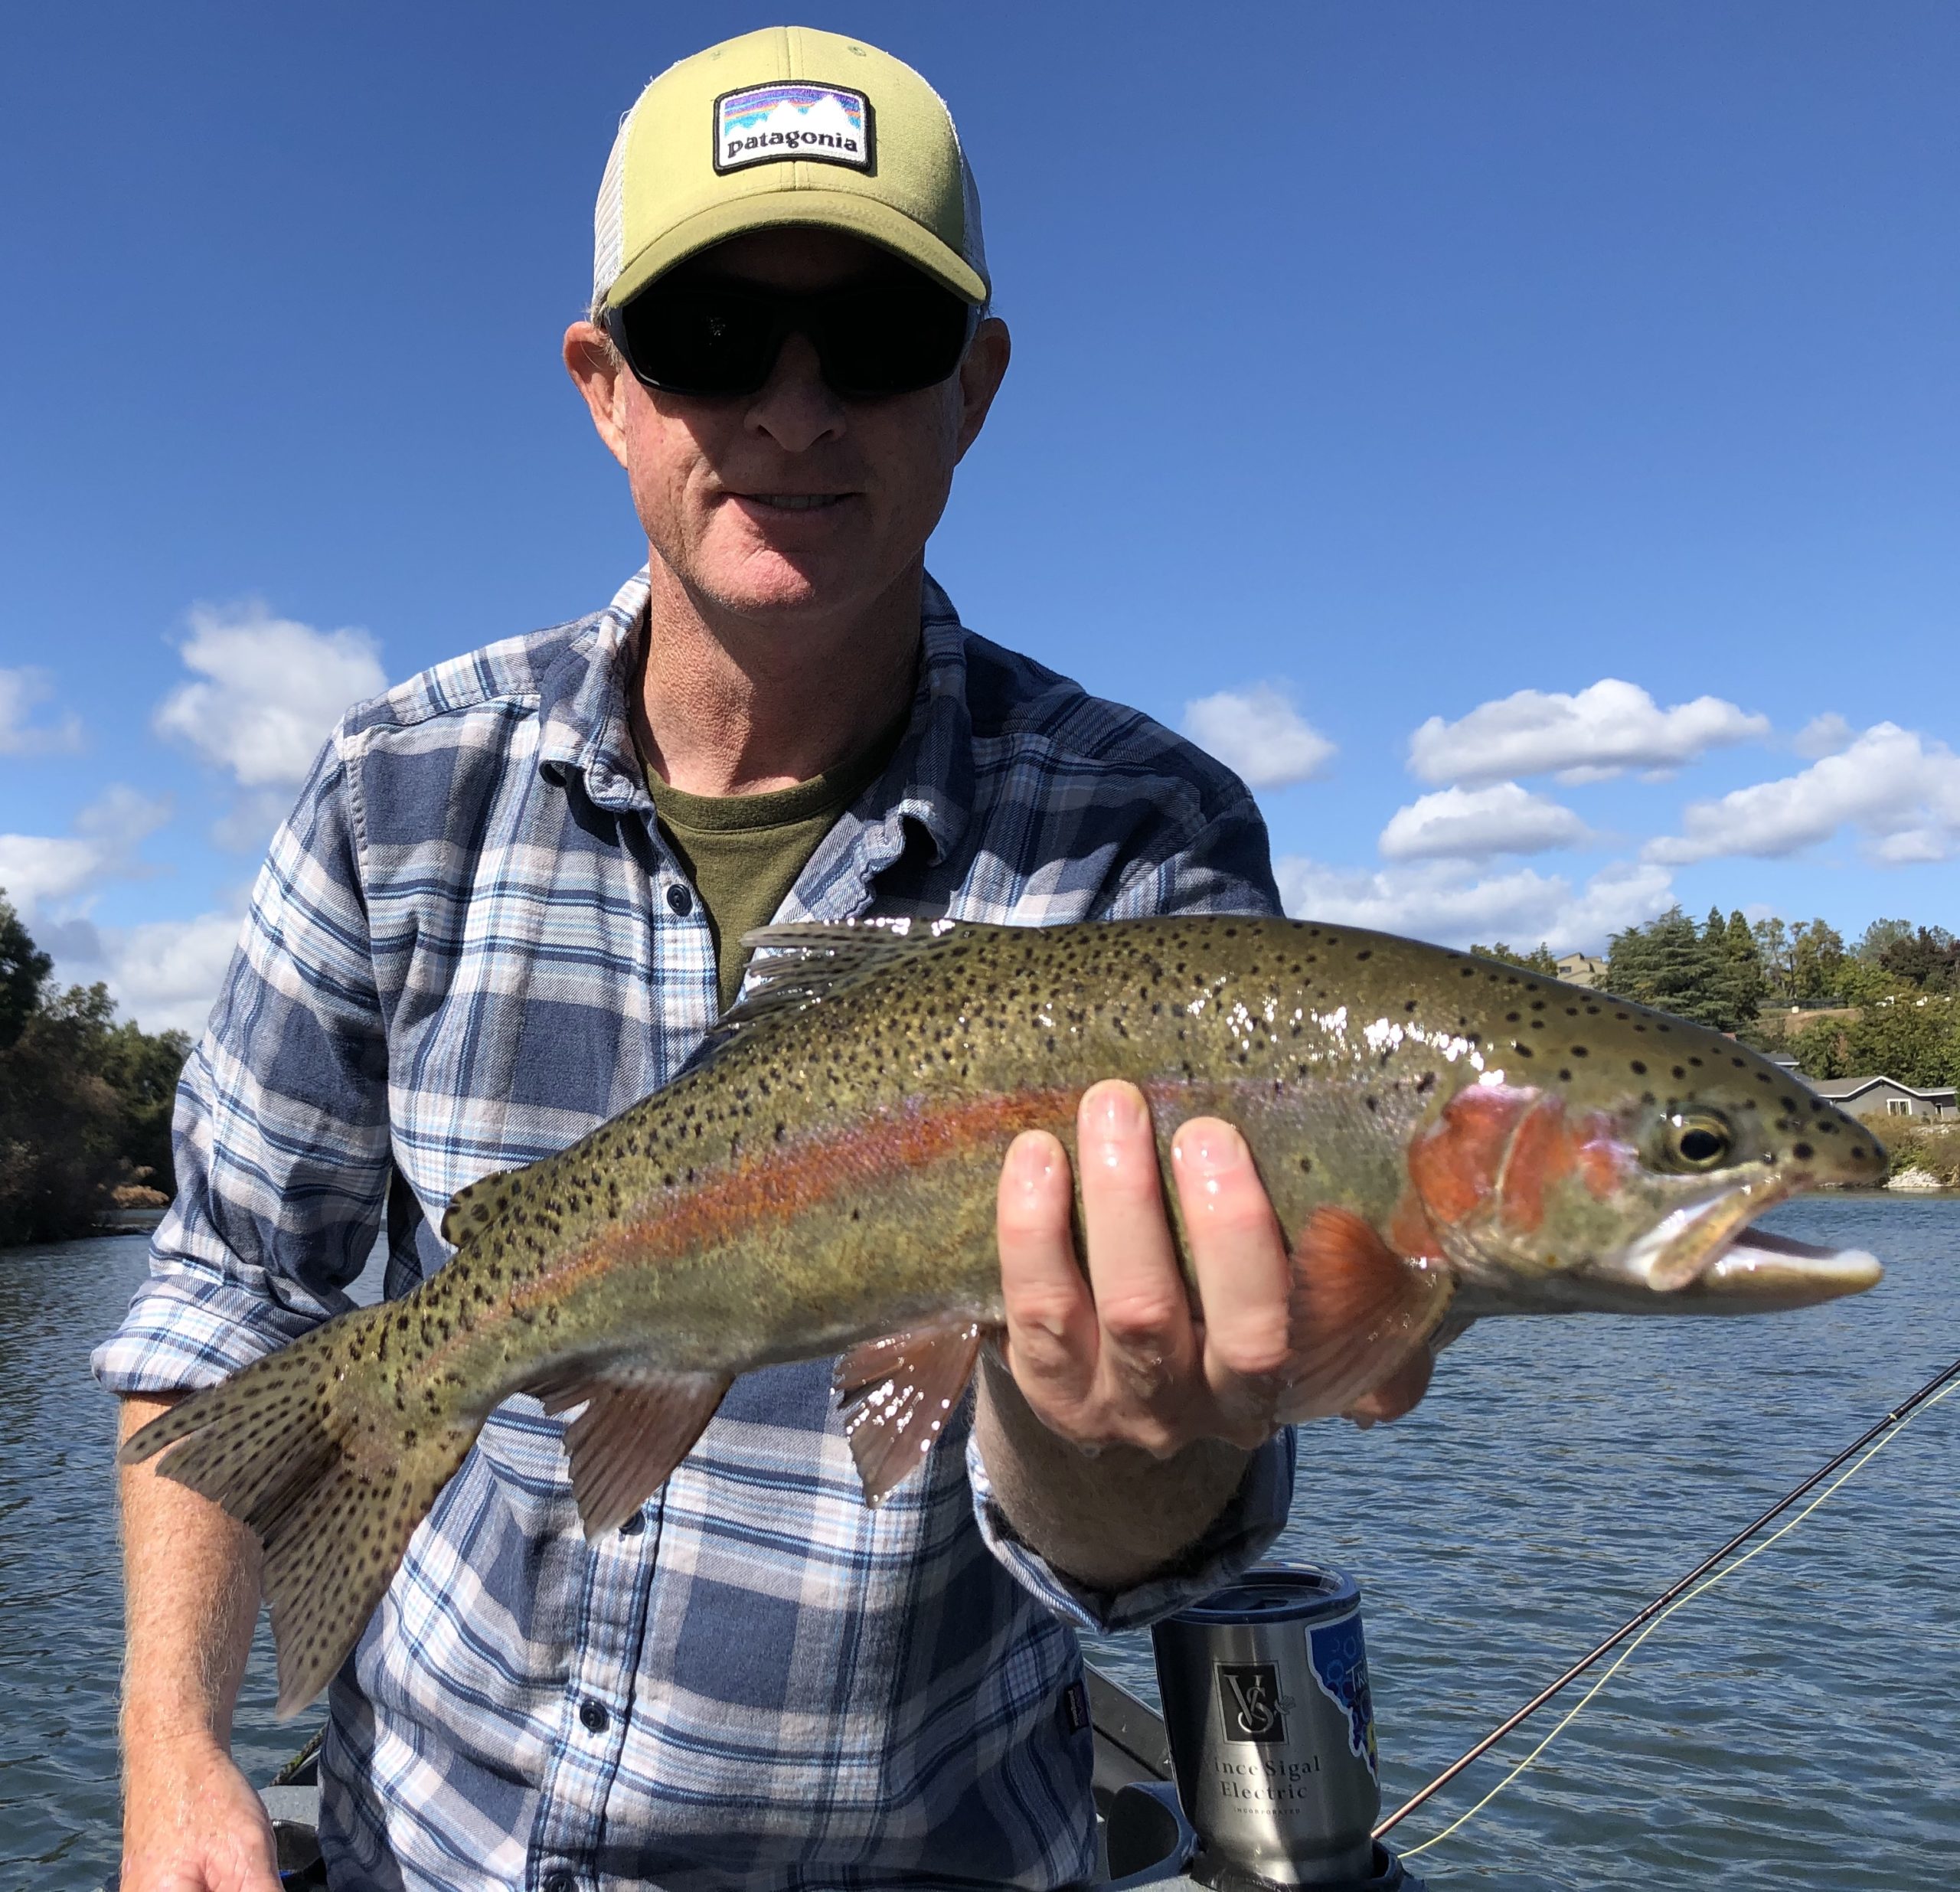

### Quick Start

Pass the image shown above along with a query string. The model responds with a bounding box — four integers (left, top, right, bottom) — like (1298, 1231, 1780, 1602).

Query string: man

(103, 28, 1416, 1891)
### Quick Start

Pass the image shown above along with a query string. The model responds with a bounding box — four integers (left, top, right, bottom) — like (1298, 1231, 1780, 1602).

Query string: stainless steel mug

(1151, 1567, 1380, 1887)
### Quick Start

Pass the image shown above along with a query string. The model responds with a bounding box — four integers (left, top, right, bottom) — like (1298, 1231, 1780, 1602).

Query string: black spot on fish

(1560, 1069, 1573, 1081)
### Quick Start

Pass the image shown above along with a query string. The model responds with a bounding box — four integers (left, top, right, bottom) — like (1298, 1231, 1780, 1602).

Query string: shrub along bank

(1872, 1118, 1960, 1190)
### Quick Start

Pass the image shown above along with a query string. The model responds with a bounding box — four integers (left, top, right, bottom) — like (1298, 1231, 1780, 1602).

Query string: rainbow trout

(124, 917, 1886, 1713)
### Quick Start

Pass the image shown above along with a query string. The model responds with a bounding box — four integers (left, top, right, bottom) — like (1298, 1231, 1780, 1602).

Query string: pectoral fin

(1277, 1206, 1455, 1423)
(834, 1318, 989, 1507)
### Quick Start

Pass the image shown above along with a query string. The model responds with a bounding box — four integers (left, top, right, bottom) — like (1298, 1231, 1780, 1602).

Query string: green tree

(1751, 917, 1793, 998)
(0, 992, 126, 1245)
(1854, 917, 1918, 964)
(1710, 907, 1762, 1029)
(1877, 926, 1959, 993)
(1789, 920, 1847, 1004)
(1472, 941, 1559, 974)
(1788, 1011, 1849, 1080)
(1791, 995, 1960, 1087)
(1606, 907, 1736, 1028)
(0, 891, 51, 1049)
(1838, 996, 1960, 1089)
(97, 1014, 194, 1191)
(0, 907, 193, 1245)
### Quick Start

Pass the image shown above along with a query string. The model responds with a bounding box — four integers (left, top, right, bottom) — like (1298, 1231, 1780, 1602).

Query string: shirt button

(665, 883, 694, 916)
(544, 1874, 577, 1892)
(580, 1698, 610, 1734)
(619, 1510, 645, 1536)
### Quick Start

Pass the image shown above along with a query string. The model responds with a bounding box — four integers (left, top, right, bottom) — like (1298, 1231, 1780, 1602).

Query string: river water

(5, 1197, 1955, 1889)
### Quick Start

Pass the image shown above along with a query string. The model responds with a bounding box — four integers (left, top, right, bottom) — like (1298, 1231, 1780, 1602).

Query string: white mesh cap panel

(929, 81, 988, 297)
(591, 98, 638, 313)
(956, 139, 988, 297)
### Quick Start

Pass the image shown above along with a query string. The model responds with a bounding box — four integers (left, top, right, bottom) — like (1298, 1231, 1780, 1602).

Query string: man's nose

(743, 329, 846, 453)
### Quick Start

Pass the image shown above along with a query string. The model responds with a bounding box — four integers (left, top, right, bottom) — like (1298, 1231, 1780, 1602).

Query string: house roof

(1808, 1075, 1958, 1103)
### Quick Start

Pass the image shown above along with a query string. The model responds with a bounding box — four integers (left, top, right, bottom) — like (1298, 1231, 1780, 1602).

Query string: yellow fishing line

(1400, 1374, 1960, 1861)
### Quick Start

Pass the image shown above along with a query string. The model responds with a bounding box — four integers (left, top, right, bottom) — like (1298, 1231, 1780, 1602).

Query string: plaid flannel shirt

(96, 570, 1295, 1892)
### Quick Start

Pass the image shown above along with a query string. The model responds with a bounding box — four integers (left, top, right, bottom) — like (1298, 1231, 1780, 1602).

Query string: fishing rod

(1374, 1348, 1960, 1841)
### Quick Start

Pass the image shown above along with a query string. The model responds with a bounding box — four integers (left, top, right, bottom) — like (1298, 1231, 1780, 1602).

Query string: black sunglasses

(603, 274, 978, 400)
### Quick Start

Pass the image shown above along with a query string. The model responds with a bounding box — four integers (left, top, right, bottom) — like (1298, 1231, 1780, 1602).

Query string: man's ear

(952, 316, 1011, 463)
(564, 321, 632, 469)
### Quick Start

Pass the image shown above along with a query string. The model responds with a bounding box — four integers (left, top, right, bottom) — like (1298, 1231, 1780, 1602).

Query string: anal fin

(1277, 1206, 1454, 1424)
(834, 1318, 989, 1506)
(530, 1364, 731, 1537)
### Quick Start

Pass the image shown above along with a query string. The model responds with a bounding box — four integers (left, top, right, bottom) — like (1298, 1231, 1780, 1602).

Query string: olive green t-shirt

(645, 727, 902, 1014)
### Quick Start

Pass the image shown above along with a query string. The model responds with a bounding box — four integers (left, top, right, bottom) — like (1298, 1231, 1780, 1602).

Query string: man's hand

(119, 1734, 280, 1892)
(997, 1080, 1432, 1451)
(998, 1081, 1296, 1453)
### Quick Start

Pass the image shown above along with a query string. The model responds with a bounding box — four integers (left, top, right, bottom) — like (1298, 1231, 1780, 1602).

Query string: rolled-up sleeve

(965, 1426, 1295, 1632)
(92, 730, 390, 1394)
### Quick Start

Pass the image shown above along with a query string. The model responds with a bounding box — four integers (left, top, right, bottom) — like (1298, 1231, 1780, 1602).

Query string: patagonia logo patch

(714, 83, 873, 174)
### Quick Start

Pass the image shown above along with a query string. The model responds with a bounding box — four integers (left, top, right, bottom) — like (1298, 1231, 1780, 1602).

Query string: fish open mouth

(1701, 1225, 1884, 1308)
(1626, 1183, 1883, 1309)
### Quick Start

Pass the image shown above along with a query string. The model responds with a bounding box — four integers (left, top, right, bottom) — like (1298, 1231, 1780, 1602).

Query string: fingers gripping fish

(122, 917, 1886, 1715)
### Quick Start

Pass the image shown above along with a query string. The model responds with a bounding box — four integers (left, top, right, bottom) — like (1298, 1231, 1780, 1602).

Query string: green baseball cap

(591, 25, 990, 315)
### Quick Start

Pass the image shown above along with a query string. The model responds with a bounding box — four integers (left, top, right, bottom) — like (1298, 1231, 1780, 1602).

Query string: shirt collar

(534, 568, 652, 813)
(853, 572, 974, 872)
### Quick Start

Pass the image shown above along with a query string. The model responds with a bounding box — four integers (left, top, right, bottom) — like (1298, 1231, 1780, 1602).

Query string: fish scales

(122, 916, 1888, 1714)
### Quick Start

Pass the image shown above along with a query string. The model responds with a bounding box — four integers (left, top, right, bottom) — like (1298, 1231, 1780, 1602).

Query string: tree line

(1478, 909, 1960, 1088)
(0, 892, 193, 1247)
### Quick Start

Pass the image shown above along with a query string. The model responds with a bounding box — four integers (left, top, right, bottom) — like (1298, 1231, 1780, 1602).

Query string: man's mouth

(736, 492, 851, 512)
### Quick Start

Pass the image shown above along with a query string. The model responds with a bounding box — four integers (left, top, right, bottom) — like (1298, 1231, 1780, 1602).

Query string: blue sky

(2, 2, 1955, 1031)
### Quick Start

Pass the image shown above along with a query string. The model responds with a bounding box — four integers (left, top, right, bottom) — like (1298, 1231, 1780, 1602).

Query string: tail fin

(120, 1317, 479, 1717)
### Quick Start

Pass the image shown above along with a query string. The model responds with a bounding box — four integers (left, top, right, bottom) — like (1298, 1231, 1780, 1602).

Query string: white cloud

(1794, 712, 1856, 760)
(154, 602, 386, 789)
(1645, 723, 1960, 866)
(1409, 678, 1769, 786)
(1183, 683, 1336, 790)
(0, 786, 170, 914)
(1378, 782, 1593, 861)
(39, 904, 244, 1037)
(1272, 855, 1674, 953)
(0, 667, 83, 756)
(98, 912, 245, 1036)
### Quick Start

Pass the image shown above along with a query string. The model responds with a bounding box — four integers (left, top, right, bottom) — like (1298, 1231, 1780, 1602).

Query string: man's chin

(678, 537, 885, 626)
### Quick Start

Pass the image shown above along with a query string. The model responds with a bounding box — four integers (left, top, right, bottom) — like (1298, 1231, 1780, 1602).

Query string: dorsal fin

(439, 1165, 526, 1249)
(694, 917, 1011, 1063)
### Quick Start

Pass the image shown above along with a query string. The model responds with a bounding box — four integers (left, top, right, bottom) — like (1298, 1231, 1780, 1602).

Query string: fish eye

(1658, 1109, 1735, 1172)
